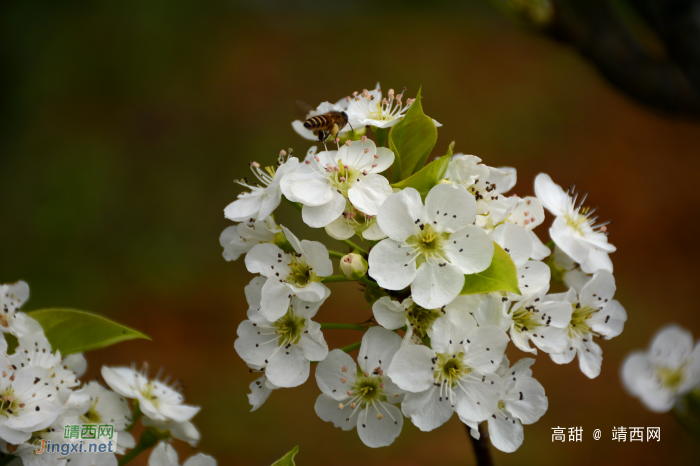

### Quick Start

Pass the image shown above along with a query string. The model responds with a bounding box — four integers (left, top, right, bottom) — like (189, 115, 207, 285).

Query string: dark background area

(2, 1, 700, 464)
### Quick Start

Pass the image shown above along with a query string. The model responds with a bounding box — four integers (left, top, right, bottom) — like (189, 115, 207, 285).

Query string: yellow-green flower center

(406, 305, 443, 340)
(273, 309, 306, 347)
(351, 372, 386, 408)
(287, 255, 318, 286)
(434, 353, 470, 387)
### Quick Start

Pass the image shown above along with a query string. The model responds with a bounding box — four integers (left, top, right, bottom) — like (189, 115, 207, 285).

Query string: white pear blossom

(292, 98, 350, 141)
(484, 357, 548, 453)
(80, 381, 135, 453)
(535, 173, 615, 273)
(547, 270, 627, 378)
(388, 310, 508, 431)
(506, 293, 573, 355)
(9, 332, 81, 403)
(148, 442, 216, 466)
(345, 85, 441, 129)
(244, 226, 332, 321)
(372, 296, 445, 345)
(0, 341, 63, 445)
(314, 327, 404, 448)
(368, 184, 494, 309)
(219, 216, 281, 262)
(234, 276, 329, 388)
(324, 208, 386, 241)
(143, 416, 200, 448)
(622, 325, 700, 412)
(101, 366, 200, 423)
(280, 139, 394, 228)
(446, 154, 517, 216)
(0, 281, 43, 337)
(224, 153, 300, 222)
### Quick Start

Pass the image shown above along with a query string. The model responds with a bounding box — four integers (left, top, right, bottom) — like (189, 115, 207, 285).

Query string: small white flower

(388, 311, 508, 431)
(324, 208, 386, 241)
(10, 333, 81, 403)
(0, 281, 43, 337)
(280, 139, 394, 228)
(292, 99, 351, 141)
(447, 154, 517, 216)
(345, 84, 442, 129)
(622, 325, 700, 413)
(372, 296, 446, 345)
(506, 293, 573, 356)
(234, 276, 329, 388)
(483, 356, 548, 453)
(368, 184, 494, 309)
(314, 327, 404, 448)
(101, 366, 200, 423)
(148, 442, 216, 466)
(0, 342, 64, 444)
(535, 173, 615, 273)
(220, 216, 281, 262)
(547, 270, 627, 378)
(244, 226, 332, 321)
(143, 416, 200, 447)
(224, 154, 300, 222)
(246, 374, 278, 412)
(80, 381, 134, 453)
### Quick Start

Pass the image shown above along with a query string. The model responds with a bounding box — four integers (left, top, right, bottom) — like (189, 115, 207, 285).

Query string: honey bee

(297, 100, 353, 142)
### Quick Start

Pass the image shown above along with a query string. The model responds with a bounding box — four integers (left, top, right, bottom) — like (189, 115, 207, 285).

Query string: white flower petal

(358, 327, 402, 374)
(302, 191, 346, 228)
(357, 402, 403, 448)
(387, 345, 435, 393)
(316, 349, 358, 400)
(377, 188, 425, 242)
(411, 262, 464, 309)
(266, 345, 310, 388)
(372, 297, 407, 330)
(444, 227, 494, 275)
(348, 174, 392, 216)
(368, 239, 417, 290)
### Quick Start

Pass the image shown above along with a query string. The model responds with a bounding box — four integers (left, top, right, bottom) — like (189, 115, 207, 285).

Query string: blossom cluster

(224, 83, 628, 453)
(0, 281, 215, 466)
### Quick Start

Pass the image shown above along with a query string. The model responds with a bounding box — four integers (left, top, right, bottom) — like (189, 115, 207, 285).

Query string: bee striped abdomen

(303, 115, 330, 129)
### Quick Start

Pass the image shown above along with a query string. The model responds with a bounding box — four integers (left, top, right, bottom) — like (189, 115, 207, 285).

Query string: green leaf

(391, 153, 451, 201)
(388, 87, 438, 182)
(446, 140, 455, 158)
(461, 243, 520, 295)
(28, 309, 150, 355)
(272, 445, 299, 466)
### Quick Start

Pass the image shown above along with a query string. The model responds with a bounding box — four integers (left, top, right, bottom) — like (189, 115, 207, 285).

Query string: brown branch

(466, 422, 493, 466)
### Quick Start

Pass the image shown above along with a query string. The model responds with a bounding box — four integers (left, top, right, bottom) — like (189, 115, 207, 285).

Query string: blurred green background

(2, 1, 700, 465)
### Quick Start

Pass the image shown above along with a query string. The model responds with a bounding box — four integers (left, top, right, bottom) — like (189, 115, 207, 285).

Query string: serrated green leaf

(391, 153, 451, 201)
(388, 87, 438, 182)
(272, 445, 299, 466)
(461, 243, 520, 295)
(27, 309, 150, 355)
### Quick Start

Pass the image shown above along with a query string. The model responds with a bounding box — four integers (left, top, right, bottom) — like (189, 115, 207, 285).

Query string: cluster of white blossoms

(623, 324, 700, 413)
(0, 281, 215, 466)
(224, 83, 628, 453)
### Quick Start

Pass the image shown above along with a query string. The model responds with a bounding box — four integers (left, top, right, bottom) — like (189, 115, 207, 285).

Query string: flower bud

(340, 253, 368, 280)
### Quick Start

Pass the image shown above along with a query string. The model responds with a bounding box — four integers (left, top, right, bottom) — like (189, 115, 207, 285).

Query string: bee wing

(296, 100, 316, 114)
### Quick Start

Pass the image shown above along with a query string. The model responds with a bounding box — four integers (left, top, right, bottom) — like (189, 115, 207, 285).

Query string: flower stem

(339, 341, 362, 353)
(328, 250, 346, 259)
(466, 422, 493, 466)
(125, 400, 142, 432)
(320, 323, 368, 331)
(118, 427, 165, 466)
(341, 239, 368, 256)
(321, 275, 350, 283)
(284, 197, 303, 212)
